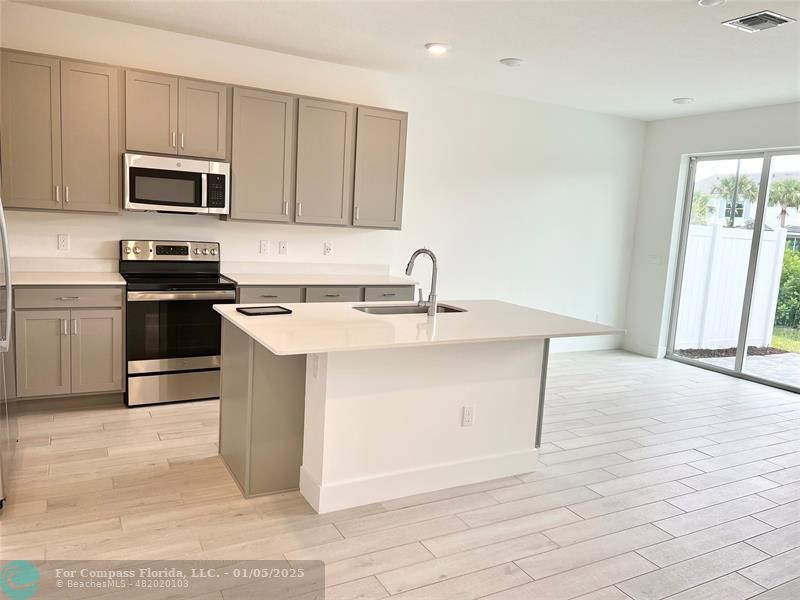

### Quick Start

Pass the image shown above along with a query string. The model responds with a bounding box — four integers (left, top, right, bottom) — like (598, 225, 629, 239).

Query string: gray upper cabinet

(231, 88, 295, 222)
(0, 52, 62, 210)
(70, 309, 123, 394)
(125, 71, 227, 159)
(353, 107, 407, 229)
(15, 310, 71, 398)
(178, 79, 227, 159)
(295, 98, 355, 226)
(125, 70, 178, 155)
(60, 61, 120, 213)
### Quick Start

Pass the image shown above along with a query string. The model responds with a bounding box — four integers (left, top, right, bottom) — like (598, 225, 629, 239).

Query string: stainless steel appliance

(0, 182, 15, 508)
(123, 153, 230, 215)
(120, 240, 235, 406)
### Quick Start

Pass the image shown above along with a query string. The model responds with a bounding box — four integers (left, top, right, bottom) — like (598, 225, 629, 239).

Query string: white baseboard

(300, 449, 539, 514)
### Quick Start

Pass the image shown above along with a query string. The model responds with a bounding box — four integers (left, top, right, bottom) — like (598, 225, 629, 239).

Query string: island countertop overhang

(214, 299, 623, 356)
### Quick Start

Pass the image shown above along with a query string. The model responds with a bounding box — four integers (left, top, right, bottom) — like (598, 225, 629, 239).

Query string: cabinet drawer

(15, 287, 123, 309)
(238, 286, 305, 304)
(305, 286, 363, 303)
(364, 286, 414, 302)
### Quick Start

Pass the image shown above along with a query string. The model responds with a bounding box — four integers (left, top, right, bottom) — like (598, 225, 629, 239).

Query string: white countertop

(223, 273, 416, 287)
(12, 271, 127, 286)
(215, 299, 622, 355)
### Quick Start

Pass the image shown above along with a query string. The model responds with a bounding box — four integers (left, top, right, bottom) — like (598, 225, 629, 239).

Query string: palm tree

(711, 174, 759, 227)
(691, 192, 715, 225)
(768, 178, 800, 228)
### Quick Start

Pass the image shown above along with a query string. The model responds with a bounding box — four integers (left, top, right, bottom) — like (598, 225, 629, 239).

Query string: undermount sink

(355, 303, 467, 315)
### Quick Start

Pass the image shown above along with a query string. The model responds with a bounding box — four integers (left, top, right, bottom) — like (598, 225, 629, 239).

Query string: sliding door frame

(666, 148, 800, 394)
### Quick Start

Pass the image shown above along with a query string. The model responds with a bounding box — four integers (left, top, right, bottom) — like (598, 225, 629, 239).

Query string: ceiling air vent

(723, 10, 796, 32)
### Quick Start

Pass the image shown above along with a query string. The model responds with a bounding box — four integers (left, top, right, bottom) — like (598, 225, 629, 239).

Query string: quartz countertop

(215, 299, 621, 356)
(12, 272, 127, 286)
(223, 273, 416, 287)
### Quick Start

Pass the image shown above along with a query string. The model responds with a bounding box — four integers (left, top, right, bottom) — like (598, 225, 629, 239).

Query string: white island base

(216, 300, 618, 514)
(300, 340, 545, 513)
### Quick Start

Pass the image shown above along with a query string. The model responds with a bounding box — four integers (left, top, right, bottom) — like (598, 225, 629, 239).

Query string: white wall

(0, 1, 646, 350)
(624, 102, 800, 357)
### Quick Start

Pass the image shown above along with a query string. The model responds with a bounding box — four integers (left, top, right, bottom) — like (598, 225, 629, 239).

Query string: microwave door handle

(201, 173, 208, 211)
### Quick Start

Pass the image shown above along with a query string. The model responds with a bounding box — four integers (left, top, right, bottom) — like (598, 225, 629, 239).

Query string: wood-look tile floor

(3, 351, 800, 599)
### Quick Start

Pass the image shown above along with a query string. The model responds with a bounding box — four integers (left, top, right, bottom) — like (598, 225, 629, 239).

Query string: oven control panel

(121, 240, 220, 261)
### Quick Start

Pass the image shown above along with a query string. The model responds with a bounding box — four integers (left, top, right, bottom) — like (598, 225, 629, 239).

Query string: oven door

(126, 290, 235, 374)
(124, 154, 208, 214)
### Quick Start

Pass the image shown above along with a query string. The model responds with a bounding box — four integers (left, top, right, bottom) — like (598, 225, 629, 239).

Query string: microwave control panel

(207, 174, 227, 209)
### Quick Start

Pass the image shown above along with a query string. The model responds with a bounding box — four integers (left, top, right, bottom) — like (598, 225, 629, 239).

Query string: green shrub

(776, 247, 800, 329)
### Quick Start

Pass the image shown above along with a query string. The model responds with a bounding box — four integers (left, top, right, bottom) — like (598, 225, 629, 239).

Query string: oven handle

(127, 290, 236, 302)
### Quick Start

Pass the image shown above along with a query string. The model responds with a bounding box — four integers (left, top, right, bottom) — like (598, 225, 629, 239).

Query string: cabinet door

(125, 70, 178, 154)
(178, 79, 227, 159)
(61, 61, 121, 213)
(70, 309, 123, 394)
(295, 98, 355, 226)
(231, 88, 295, 222)
(15, 310, 71, 398)
(0, 52, 62, 209)
(353, 107, 407, 229)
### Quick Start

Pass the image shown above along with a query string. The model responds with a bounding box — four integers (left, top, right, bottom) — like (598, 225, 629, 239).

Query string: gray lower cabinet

(364, 286, 414, 302)
(14, 305, 123, 398)
(295, 98, 355, 226)
(353, 107, 407, 229)
(238, 286, 304, 304)
(231, 88, 296, 222)
(305, 286, 363, 303)
(0, 52, 62, 210)
(0, 51, 121, 213)
(15, 310, 71, 398)
(70, 309, 123, 394)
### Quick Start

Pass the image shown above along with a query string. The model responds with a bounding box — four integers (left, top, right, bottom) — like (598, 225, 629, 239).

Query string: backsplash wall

(1, 1, 646, 351)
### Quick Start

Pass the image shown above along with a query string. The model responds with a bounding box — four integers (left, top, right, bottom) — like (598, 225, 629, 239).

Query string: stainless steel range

(120, 240, 235, 406)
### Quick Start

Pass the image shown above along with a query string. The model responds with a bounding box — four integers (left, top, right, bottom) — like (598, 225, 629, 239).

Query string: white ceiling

(19, 0, 800, 120)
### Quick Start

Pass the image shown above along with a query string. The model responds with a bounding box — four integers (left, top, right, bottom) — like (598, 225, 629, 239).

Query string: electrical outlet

(278, 241, 288, 255)
(57, 234, 70, 252)
(259, 240, 270, 255)
(461, 406, 474, 427)
(323, 242, 332, 257)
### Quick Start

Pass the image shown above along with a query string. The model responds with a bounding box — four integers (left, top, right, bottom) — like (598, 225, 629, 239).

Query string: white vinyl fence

(675, 224, 786, 350)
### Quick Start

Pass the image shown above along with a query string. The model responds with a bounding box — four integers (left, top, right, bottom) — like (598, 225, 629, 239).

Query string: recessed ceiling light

(424, 42, 450, 55)
(697, 0, 726, 7)
(498, 57, 524, 67)
(672, 97, 695, 104)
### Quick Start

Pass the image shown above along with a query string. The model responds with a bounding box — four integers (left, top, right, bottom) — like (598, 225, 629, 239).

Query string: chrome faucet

(405, 248, 438, 316)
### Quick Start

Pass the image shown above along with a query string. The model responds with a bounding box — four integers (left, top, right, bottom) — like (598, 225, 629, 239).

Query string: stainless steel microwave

(123, 153, 230, 215)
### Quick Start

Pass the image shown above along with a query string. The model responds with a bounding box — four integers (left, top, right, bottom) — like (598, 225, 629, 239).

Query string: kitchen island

(214, 300, 620, 513)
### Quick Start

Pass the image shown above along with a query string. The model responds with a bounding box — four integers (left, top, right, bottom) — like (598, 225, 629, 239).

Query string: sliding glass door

(668, 149, 800, 392)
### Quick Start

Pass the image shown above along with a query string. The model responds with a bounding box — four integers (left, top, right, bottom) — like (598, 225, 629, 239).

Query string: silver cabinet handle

(260, 294, 278, 298)
(55, 185, 60, 204)
(297, 203, 302, 218)
(180, 132, 185, 149)
(65, 185, 70, 203)
(58, 296, 80, 301)
(62, 319, 68, 336)
(284, 201, 289, 216)
(71, 319, 79, 335)
(382, 292, 396, 297)
(355, 206, 360, 220)
(324, 294, 341, 298)
(172, 131, 177, 148)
